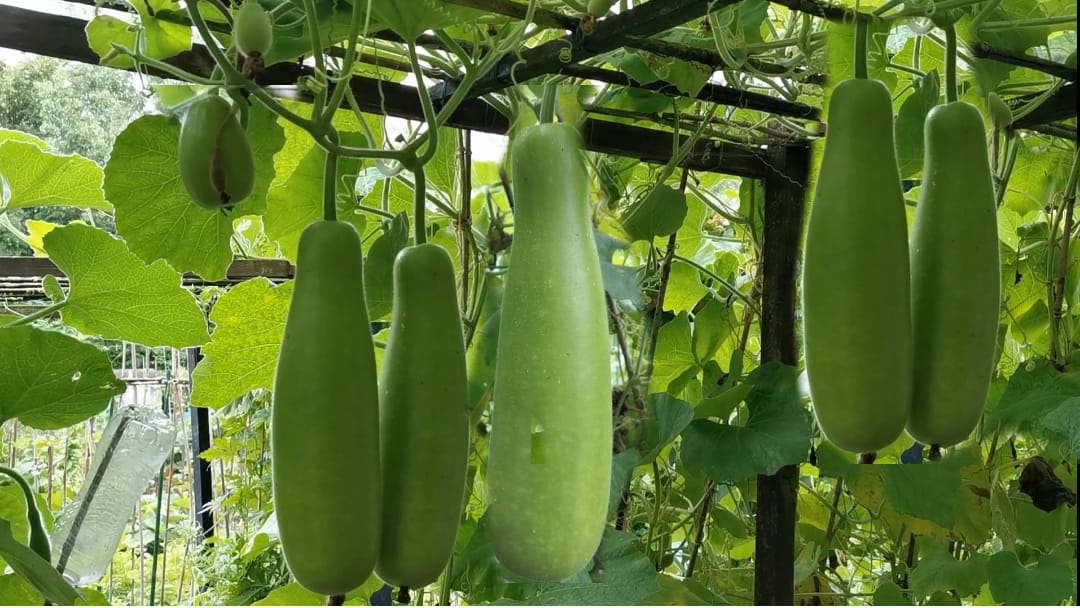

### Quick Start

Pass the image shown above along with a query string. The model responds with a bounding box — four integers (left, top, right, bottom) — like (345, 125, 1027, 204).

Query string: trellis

(0, 0, 1076, 603)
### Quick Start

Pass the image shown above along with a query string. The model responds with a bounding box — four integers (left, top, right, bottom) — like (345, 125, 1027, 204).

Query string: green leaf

(872, 580, 913, 605)
(691, 297, 727, 364)
(664, 261, 707, 314)
(0, 139, 109, 212)
(608, 448, 639, 519)
(0, 326, 125, 429)
(894, 69, 940, 178)
(42, 223, 210, 348)
(695, 382, 751, 420)
(639, 393, 694, 463)
(649, 312, 698, 394)
(84, 15, 136, 68)
(104, 107, 284, 280)
(619, 185, 688, 242)
(265, 128, 369, 262)
(251, 577, 383, 605)
(129, 0, 193, 60)
(523, 530, 660, 605)
(423, 128, 460, 198)
(370, 0, 482, 40)
(641, 574, 731, 605)
(986, 551, 1075, 606)
(909, 539, 989, 598)
(594, 230, 643, 309)
(986, 358, 1080, 432)
(364, 212, 410, 321)
(880, 461, 962, 529)
(0, 518, 80, 605)
(0, 573, 43, 605)
(680, 362, 810, 483)
(1037, 398, 1080, 457)
(189, 278, 294, 408)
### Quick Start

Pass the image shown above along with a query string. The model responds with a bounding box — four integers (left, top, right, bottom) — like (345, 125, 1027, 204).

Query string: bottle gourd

(802, 78, 913, 454)
(377, 243, 470, 588)
(487, 123, 612, 581)
(176, 94, 254, 210)
(908, 101, 1000, 447)
(272, 220, 380, 595)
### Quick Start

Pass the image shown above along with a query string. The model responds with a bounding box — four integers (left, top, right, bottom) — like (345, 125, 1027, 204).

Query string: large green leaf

(986, 551, 1075, 606)
(189, 278, 294, 408)
(649, 312, 698, 394)
(909, 539, 989, 598)
(103, 104, 284, 280)
(0, 326, 124, 429)
(42, 223, 209, 348)
(638, 393, 694, 463)
(680, 362, 810, 483)
(0, 135, 109, 212)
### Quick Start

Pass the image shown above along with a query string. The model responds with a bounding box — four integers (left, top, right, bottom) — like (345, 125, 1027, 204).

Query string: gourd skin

(377, 243, 469, 588)
(487, 123, 612, 582)
(272, 220, 380, 596)
(908, 102, 1000, 447)
(177, 94, 254, 210)
(801, 78, 913, 454)
(233, 0, 273, 58)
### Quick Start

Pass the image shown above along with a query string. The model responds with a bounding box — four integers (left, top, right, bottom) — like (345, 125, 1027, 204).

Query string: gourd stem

(323, 143, 339, 223)
(944, 24, 959, 103)
(854, 17, 869, 79)
(539, 82, 558, 124)
(858, 452, 876, 464)
(326, 594, 345, 606)
(414, 167, 428, 246)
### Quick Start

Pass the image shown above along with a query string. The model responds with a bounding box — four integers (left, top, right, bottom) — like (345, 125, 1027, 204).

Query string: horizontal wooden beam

(0, 3, 770, 177)
(0, 257, 295, 283)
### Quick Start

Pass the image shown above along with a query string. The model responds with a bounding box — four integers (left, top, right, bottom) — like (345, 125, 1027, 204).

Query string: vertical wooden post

(186, 348, 216, 542)
(754, 144, 810, 605)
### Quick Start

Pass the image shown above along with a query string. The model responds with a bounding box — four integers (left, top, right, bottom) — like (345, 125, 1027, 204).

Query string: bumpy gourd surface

(487, 123, 612, 581)
(377, 243, 470, 588)
(908, 102, 1000, 447)
(802, 78, 913, 454)
(177, 94, 254, 210)
(272, 220, 380, 595)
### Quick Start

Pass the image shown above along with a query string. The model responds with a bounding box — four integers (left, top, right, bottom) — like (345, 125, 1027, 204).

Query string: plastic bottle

(50, 405, 175, 585)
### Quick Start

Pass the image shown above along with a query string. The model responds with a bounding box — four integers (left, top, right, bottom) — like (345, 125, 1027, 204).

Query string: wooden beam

(0, 3, 771, 177)
(0, 257, 295, 282)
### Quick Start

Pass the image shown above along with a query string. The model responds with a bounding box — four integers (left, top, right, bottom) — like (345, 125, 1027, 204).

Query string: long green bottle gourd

(272, 220, 380, 595)
(908, 102, 1000, 447)
(488, 123, 612, 581)
(802, 79, 913, 454)
(377, 243, 470, 588)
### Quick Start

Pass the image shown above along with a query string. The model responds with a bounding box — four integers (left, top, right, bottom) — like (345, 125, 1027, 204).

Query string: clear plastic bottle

(50, 404, 175, 585)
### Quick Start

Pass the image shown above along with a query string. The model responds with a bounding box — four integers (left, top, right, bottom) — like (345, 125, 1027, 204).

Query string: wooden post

(754, 144, 810, 605)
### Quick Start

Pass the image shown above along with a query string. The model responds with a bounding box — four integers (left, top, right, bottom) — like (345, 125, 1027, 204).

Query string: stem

(928, 445, 942, 460)
(858, 452, 876, 464)
(854, 17, 869, 80)
(944, 25, 958, 103)
(645, 460, 665, 568)
(1049, 145, 1080, 365)
(413, 167, 428, 246)
(326, 595, 345, 606)
(320, 0, 367, 126)
(300, 0, 329, 119)
(405, 41, 441, 167)
(0, 301, 68, 328)
(457, 130, 473, 313)
(979, 15, 1078, 30)
(539, 82, 558, 124)
(323, 146, 339, 222)
(684, 479, 715, 578)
